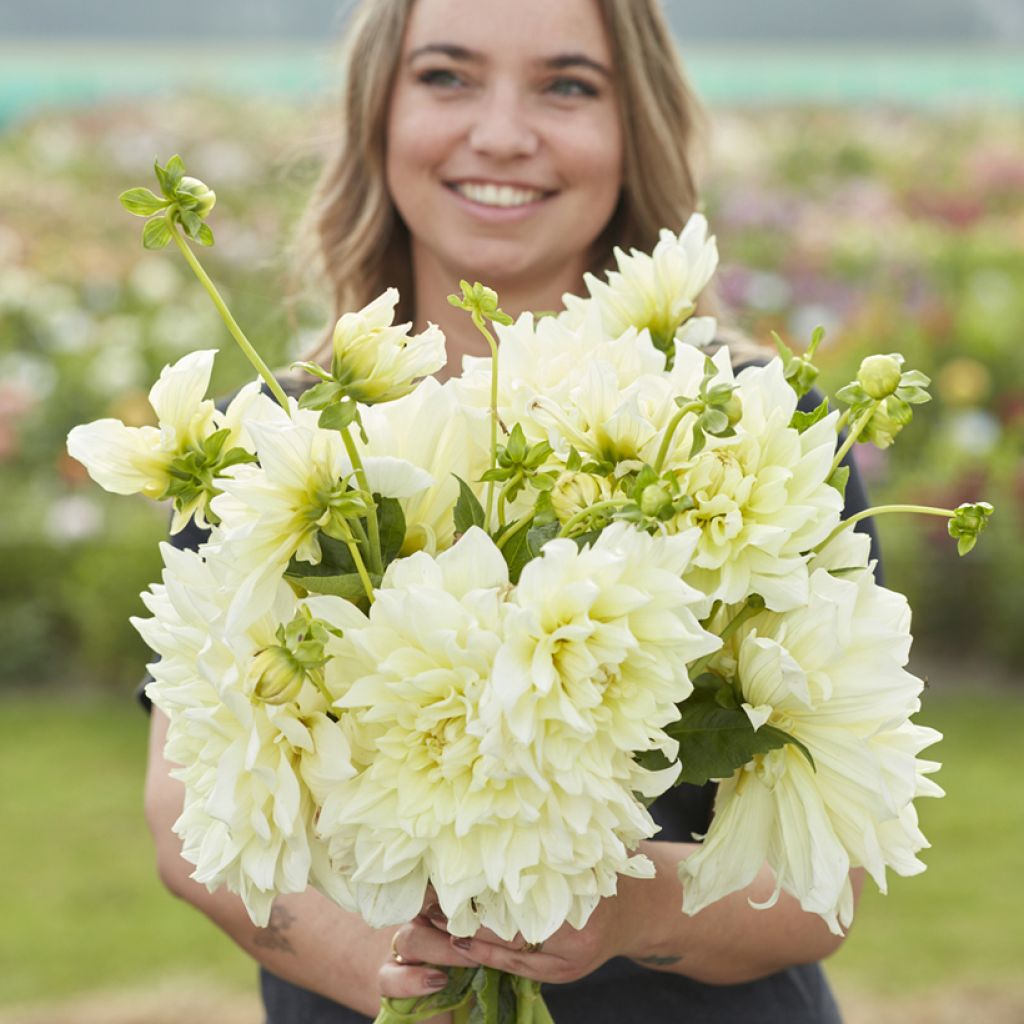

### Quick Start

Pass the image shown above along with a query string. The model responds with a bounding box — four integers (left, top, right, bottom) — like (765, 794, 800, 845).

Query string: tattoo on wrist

(254, 904, 298, 955)
(636, 954, 682, 967)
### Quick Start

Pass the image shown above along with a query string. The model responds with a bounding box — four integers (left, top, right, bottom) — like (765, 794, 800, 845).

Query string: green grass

(0, 696, 253, 1005)
(1, 688, 1021, 1006)
(828, 689, 1024, 993)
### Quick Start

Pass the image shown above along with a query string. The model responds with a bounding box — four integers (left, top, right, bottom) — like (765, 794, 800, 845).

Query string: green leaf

(827, 464, 850, 498)
(286, 571, 379, 600)
(377, 496, 407, 565)
(526, 519, 560, 558)
(120, 187, 168, 217)
(565, 447, 583, 473)
(318, 399, 360, 432)
(164, 154, 185, 186)
(298, 380, 346, 409)
(292, 360, 333, 383)
(196, 223, 215, 247)
(153, 159, 174, 197)
(179, 209, 202, 238)
(790, 397, 830, 432)
(759, 723, 816, 771)
(141, 217, 172, 250)
(500, 524, 532, 584)
(453, 474, 486, 534)
(667, 686, 791, 786)
(506, 423, 527, 463)
(289, 533, 356, 577)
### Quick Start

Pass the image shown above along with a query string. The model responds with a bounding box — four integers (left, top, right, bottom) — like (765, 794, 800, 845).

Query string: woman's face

(386, 0, 623, 296)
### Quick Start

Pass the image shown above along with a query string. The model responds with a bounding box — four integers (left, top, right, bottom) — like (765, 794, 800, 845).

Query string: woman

(145, 1, 863, 1020)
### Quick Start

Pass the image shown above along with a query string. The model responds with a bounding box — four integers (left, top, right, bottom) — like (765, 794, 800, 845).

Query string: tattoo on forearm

(637, 954, 682, 967)
(254, 904, 298, 955)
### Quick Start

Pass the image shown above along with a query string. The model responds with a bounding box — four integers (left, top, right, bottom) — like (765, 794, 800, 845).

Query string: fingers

(447, 933, 564, 982)
(378, 918, 478, 1000)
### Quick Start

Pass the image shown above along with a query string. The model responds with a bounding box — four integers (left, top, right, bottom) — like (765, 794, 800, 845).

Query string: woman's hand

(433, 894, 631, 985)
(378, 895, 481, 1024)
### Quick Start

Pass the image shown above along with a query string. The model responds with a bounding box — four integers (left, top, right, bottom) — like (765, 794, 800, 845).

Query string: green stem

(339, 425, 383, 574)
(496, 514, 534, 551)
(817, 503, 955, 553)
(474, 315, 501, 531)
(829, 403, 877, 478)
(653, 401, 702, 473)
(689, 595, 766, 677)
(834, 407, 852, 436)
(557, 497, 630, 539)
(333, 518, 376, 604)
(167, 215, 290, 411)
(497, 473, 523, 529)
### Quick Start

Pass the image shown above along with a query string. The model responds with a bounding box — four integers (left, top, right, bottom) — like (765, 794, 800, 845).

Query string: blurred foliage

(704, 107, 1024, 667)
(1, 97, 1021, 691)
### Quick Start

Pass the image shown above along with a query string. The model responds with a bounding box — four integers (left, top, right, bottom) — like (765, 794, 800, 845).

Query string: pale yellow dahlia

(312, 529, 676, 944)
(133, 543, 355, 925)
(678, 530, 943, 935)
(667, 358, 843, 612)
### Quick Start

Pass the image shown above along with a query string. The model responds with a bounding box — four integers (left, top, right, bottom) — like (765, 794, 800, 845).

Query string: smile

(448, 182, 550, 208)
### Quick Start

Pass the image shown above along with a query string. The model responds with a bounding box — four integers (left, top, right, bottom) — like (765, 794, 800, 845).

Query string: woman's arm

(144, 708, 468, 1019)
(413, 840, 863, 987)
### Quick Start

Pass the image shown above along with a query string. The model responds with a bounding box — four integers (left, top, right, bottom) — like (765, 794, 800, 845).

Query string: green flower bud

(948, 501, 995, 556)
(251, 645, 306, 704)
(862, 395, 914, 448)
(640, 483, 672, 517)
(857, 354, 903, 400)
(550, 471, 610, 524)
(177, 176, 217, 218)
(723, 392, 743, 427)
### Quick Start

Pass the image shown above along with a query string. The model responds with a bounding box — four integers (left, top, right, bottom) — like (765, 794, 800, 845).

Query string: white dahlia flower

(668, 358, 843, 612)
(66, 349, 268, 532)
(133, 542, 356, 925)
(210, 414, 431, 627)
(357, 377, 492, 555)
(313, 529, 671, 944)
(330, 288, 446, 404)
(678, 530, 943, 935)
(485, 522, 719, 757)
(561, 215, 719, 353)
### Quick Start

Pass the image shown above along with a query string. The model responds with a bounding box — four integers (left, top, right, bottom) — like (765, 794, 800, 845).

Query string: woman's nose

(467, 86, 540, 160)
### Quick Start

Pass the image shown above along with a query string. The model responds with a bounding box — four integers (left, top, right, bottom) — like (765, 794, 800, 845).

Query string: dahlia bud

(176, 176, 217, 218)
(857, 354, 903, 401)
(251, 645, 306, 704)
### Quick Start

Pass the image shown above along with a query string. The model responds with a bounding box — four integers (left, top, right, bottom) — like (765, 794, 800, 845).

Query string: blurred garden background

(2, 1, 1023, 1021)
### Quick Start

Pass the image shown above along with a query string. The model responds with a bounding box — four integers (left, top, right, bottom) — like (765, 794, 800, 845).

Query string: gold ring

(390, 930, 409, 965)
(521, 940, 544, 953)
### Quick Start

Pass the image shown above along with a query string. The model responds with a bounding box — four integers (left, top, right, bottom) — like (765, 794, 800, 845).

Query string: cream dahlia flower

(561, 215, 719, 353)
(133, 542, 356, 925)
(678, 530, 943, 935)
(312, 529, 672, 943)
(66, 349, 268, 532)
(330, 288, 446, 404)
(484, 522, 720, 757)
(668, 358, 843, 612)
(210, 414, 431, 627)
(357, 377, 492, 555)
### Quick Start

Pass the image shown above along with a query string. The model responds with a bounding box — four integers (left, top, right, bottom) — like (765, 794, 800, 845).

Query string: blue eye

(547, 77, 598, 98)
(417, 68, 464, 89)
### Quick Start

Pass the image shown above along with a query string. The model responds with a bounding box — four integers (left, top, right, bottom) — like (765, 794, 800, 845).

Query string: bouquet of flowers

(67, 158, 993, 1024)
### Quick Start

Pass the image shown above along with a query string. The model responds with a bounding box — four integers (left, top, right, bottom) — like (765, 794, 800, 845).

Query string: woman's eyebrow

(541, 53, 612, 79)
(407, 43, 482, 63)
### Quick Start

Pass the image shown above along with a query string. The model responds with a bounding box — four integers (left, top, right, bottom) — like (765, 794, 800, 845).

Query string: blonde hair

(298, 0, 739, 362)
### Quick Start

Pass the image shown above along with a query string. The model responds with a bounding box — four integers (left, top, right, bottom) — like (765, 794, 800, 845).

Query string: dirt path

(3, 981, 1023, 1024)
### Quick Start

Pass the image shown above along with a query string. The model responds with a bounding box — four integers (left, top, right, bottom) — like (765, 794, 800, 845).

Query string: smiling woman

(299, 0, 708, 375)
(142, 1, 854, 1023)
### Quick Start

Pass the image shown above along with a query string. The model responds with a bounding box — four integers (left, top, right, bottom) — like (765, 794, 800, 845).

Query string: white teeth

(454, 182, 545, 208)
